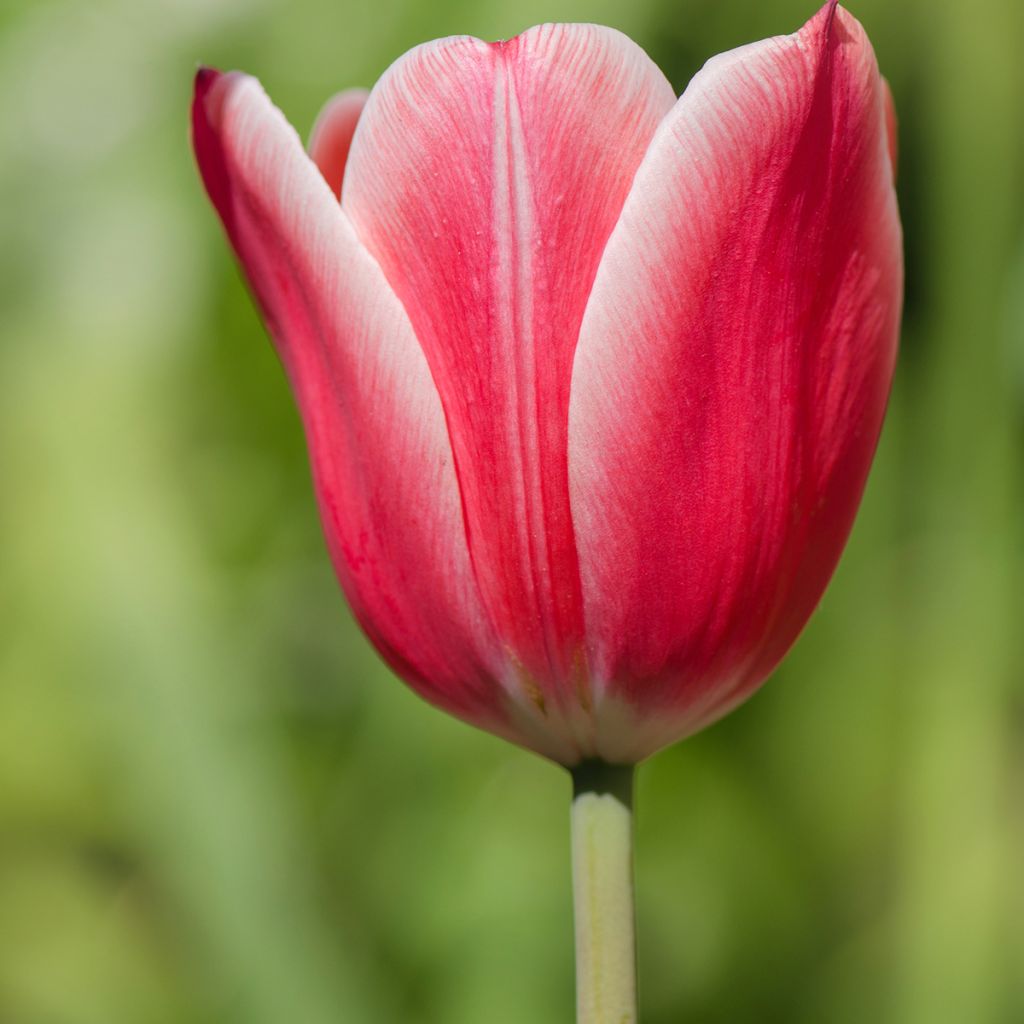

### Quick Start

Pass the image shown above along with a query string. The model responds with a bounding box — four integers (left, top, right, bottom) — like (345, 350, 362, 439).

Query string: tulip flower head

(192, 0, 902, 768)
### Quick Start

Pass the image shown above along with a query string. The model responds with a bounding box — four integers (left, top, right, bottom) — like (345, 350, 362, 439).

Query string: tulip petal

(568, 3, 903, 760)
(341, 26, 676, 717)
(192, 70, 531, 744)
(308, 88, 369, 198)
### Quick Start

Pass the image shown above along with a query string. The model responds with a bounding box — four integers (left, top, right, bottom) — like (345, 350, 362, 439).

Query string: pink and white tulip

(192, 1, 902, 766)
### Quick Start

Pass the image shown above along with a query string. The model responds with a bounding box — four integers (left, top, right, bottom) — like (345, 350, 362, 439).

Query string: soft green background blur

(1, 0, 1021, 1020)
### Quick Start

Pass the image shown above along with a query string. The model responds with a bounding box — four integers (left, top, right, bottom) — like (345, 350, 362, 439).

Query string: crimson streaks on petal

(192, 70, 523, 742)
(340, 27, 676, 715)
(192, 4, 902, 766)
(567, 3, 903, 760)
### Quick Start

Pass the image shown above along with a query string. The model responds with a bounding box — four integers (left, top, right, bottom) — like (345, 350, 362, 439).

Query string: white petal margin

(197, 73, 591, 762)
(567, 6, 902, 763)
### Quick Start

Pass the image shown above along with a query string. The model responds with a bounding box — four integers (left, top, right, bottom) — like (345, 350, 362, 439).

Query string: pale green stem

(570, 761, 638, 1024)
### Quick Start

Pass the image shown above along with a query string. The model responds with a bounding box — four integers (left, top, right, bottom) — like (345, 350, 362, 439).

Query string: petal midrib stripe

(491, 49, 589, 716)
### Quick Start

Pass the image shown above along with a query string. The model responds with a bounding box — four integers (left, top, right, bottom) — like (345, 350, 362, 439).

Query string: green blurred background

(1, 0, 1021, 1020)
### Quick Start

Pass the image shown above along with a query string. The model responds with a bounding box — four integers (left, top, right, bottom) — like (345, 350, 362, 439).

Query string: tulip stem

(570, 760, 638, 1024)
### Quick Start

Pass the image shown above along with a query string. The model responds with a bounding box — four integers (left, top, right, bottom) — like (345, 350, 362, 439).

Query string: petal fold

(568, 3, 903, 759)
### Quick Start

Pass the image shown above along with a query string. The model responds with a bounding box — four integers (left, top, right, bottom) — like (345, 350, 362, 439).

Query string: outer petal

(341, 27, 676, 726)
(191, 70, 545, 751)
(568, 2, 903, 761)
(308, 88, 368, 198)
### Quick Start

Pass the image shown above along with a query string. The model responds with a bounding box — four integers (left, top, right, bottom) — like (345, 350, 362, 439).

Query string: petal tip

(308, 88, 370, 198)
(194, 65, 221, 91)
(190, 66, 239, 235)
(192, 66, 231, 133)
(193, 66, 233, 123)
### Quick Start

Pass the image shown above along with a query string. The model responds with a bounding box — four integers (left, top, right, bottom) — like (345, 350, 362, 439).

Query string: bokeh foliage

(1, 0, 1021, 1020)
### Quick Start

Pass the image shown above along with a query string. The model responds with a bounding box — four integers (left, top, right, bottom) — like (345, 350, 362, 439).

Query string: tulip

(192, 2, 901, 1020)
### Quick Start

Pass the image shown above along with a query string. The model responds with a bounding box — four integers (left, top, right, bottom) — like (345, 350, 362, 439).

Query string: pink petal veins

(341, 27, 675, 731)
(192, 70, 544, 747)
(568, 3, 903, 761)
